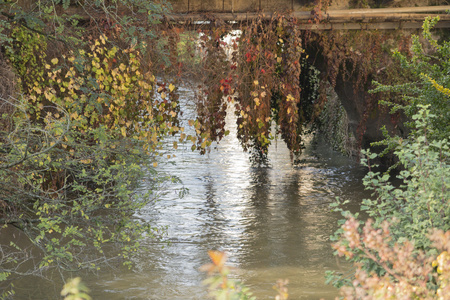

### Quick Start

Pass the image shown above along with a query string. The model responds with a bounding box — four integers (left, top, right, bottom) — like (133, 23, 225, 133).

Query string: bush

(328, 17, 450, 298)
(0, 0, 184, 295)
(335, 218, 450, 299)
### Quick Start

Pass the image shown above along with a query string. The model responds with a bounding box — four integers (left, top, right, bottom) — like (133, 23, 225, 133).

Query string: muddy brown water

(4, 86, 367, 299)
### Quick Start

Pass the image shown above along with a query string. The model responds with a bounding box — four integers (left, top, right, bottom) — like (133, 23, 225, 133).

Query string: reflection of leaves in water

(249, 167, 271, 207)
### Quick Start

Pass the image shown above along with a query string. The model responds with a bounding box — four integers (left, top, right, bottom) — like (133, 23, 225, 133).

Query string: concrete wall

(168, 0, 315, 13)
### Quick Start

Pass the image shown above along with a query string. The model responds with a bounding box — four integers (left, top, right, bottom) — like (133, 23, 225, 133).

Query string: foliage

(372, 16, 450, 143)
(200, 250, 290, 300)
(0, 0, 184, 296)
(359, 107, 450, 249)
(0, 0, 171, 50)
(234, 16, 307, 159)
(334, 218, 450, 299)
(61, 277, 92, 300)
(310, 26, 414, 152)
(191, 16, 313, 162)
(327, 18, 450, 297)
(172, 13, 417, 160)
(328, 105, 450, 293)
(200, 251, 256, 300)
(316, 83, 355, 156)
(189, 27, 232, 154)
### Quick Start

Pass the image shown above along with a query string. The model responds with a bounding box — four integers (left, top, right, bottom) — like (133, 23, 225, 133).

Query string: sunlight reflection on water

(87, 85, 366, 300)
(9, 85, 366, 300)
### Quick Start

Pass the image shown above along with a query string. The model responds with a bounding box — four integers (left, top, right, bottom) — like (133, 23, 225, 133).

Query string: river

(6, 85, 367, 299)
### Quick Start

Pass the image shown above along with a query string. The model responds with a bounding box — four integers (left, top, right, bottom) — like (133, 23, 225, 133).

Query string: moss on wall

(315, 82, 358, 157)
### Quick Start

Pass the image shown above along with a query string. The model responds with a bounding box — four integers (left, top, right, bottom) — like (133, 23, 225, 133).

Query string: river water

(6, 85, 367, 299)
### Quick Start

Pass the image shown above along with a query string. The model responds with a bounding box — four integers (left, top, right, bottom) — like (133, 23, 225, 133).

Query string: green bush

(372, 16, 450, 142)
(327, 17, 450, 297)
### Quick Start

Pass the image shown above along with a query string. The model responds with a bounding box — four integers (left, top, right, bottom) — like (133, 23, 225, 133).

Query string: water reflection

(9, 86, 366, 299)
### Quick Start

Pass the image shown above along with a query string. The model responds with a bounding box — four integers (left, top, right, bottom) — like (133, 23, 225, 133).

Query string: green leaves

(0, 2, 183, 294)
(329, 19, 450, 293)
(376, 17, 450, 142)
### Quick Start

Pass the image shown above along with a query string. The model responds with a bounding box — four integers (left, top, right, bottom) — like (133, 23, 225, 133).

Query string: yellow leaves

(254, 97, 260, 106)
(261, 91, 267, 98)
(253, 80, 259, 86)
(153, 162, 158, 167)
(44, 90, 55, 101)
(92, 60, 100, 70)
(423, 74, 450, 97)
(18, 37, 184, 159)
(433, 251, 450, 274)
(150, 133, 158, 143)
(70, 111, 79, 120)
(34, 86, 42, 94)
(99, 34, 107, 44)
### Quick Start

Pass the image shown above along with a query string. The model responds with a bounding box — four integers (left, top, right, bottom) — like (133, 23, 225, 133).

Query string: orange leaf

(208, 250, 226, 267)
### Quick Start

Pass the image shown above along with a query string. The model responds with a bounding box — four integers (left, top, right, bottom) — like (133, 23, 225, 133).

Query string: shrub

(334, 218, 450, 299)
(328, 17, 450, 297)
(0, 1, 184, 295)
